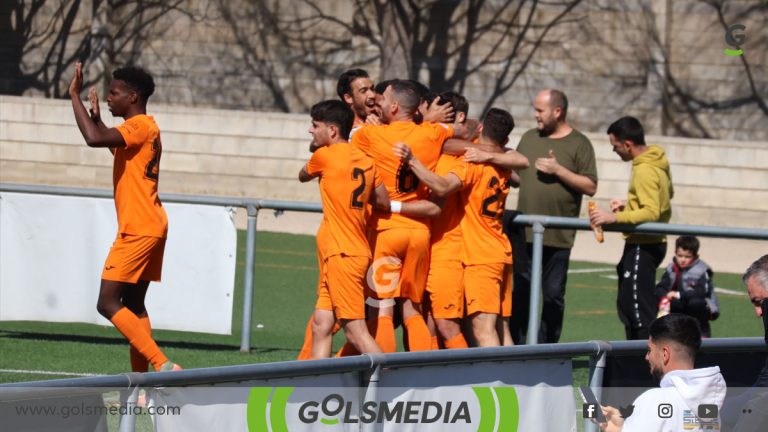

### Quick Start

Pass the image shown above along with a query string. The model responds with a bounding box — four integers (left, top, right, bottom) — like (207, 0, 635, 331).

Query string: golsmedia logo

(724, 24, 746, 56)
(365, 256, 402, 308)
(298, 394, 470, 424)
(247, 386, 519, 431)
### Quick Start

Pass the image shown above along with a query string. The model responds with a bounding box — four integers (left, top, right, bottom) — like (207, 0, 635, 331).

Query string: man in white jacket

(600, 313, 726, 432)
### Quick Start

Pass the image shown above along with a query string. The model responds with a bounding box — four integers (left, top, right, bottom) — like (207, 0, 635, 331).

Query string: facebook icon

(583, 403, 599, 419)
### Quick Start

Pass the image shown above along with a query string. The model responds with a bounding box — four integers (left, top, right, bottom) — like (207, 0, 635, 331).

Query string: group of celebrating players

(295, 69, 531, 359)
(68, 60, 533, 370)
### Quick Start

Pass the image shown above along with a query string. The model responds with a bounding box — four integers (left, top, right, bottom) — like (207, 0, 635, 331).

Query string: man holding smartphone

(599, 314, 725, 431)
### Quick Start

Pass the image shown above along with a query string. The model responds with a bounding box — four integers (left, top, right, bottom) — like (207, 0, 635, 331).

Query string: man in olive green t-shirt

(511, 89, 598, 344)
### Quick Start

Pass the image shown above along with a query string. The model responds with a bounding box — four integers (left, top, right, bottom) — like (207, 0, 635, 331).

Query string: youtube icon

(698, 404, 718, 419)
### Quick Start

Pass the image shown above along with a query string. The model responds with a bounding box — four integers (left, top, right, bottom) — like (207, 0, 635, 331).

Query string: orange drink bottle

(588, 201, 604, 243)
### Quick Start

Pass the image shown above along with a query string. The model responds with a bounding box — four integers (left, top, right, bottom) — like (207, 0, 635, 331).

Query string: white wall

(2, 95, 766, 229)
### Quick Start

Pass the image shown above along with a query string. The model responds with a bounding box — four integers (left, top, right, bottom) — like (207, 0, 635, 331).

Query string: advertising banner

(149, 360, 576, 431)
(0, 192, 237, 334)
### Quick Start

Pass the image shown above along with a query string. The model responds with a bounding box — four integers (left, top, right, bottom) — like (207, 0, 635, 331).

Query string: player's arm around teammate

(441, 137, 529, 172)
(393, 143, 509, 344)
(396, 110, 517, 347)
(463, 147, 530, 172)
(393, 143, 462, 197)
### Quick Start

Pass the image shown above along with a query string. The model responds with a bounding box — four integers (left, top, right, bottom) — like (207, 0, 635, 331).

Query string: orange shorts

(501, 264, 513, 318)
(427, 259, 464, 319)
(464, 263, 504, 315)
(316, 254, 369, 320)
(102, 234, 165, 284)
(366, 227, 430, 304)
(315, 246, 332, 312)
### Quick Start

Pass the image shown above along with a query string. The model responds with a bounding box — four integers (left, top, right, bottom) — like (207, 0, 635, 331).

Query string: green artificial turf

(1, 231, 761, 385)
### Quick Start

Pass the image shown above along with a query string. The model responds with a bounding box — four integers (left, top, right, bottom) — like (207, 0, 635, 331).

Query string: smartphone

(579, 386, 607, 423)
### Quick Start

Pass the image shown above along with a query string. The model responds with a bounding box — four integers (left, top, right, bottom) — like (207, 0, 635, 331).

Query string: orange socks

(404, 316, 432, 351)
(111, 307, 167, 371)
(374, 316, 397, 353)
(129, 316, 152, 372)
(334, 317, 436, 353)
(444, 333, 469, 349)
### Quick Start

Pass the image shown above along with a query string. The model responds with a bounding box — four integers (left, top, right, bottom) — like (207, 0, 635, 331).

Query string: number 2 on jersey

(350, 167, 366, 209)
(144, 135, 162, 181)
(481, 176, 505, 219)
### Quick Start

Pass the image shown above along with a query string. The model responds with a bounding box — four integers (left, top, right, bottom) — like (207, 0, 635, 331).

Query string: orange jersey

(352, 120, 454, 231)
(450, 159, 512, 265)
(349, 115, 365, 139)
(305, 142, 381, 258)
(113, 115, 168, 238)
(429, 154, 464, 262)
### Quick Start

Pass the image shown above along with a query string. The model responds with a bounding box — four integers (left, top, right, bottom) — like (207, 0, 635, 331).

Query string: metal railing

(0, 182, 321, 352)
(1, 337, 764, 432)
(2, 182, 767, 351)
(512, 214, 768, 344)
(2, 182, 767, 432)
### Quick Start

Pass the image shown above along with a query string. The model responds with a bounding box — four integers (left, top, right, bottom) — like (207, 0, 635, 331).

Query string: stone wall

(2, 95, 766, 230)
(3, 0, 766, 141)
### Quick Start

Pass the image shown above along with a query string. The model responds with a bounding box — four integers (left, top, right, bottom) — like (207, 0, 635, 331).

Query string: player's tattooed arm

(298, 165, 317, 183)
(393, 143, 461, 198)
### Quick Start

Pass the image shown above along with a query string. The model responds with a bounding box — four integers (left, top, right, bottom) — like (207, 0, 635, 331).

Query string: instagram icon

(657, 403, 673, 418)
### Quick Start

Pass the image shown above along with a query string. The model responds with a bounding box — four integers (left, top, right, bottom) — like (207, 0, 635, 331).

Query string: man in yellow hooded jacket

(590, 116, 674, 340)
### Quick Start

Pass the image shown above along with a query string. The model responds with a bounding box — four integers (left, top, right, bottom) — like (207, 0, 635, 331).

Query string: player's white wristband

(391, 201, 403, 214)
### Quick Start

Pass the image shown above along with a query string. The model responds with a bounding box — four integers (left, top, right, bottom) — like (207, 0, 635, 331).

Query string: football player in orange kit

(299, 100, 387, 358)
(351, 80, 475, 352)
(395, 108, 528, 346)
(336, 69, 380, 129)
(69, 62, 179, 372)
(297, 100, 442, 358)
(423, 91, 473, 349)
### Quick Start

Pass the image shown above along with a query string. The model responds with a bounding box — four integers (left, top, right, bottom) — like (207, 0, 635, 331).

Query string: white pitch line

(568, 268, 614, 274)
(592, 279, 747, 297)
(714, 287, 746, 296)
(0, 369, 106, 377)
